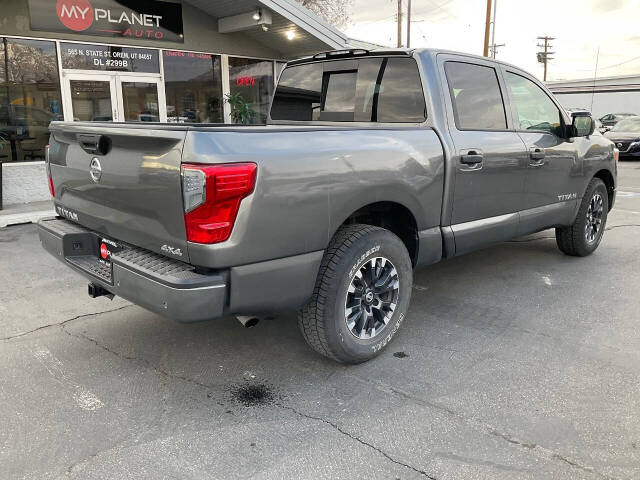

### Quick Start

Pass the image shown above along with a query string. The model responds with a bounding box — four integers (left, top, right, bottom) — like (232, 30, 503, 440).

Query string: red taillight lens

(45, 144, 54, 198)
(182, 162, 257, 244)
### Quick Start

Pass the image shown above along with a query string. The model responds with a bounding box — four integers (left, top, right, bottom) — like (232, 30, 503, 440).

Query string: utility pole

(483, 0, 492, 57)
(406, 0, 411, 48)
(488, 0, 504, 58)
(536, 36, 555, 81)
(489, 43, 505, 58)
(397, 0, 402, 48)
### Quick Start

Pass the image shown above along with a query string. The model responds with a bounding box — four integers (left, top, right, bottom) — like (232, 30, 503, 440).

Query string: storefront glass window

(228, 57, 274, 124)
(122, 82, 160, 122)
(0, 38, 62, 162)
(163, 50, 223, 123)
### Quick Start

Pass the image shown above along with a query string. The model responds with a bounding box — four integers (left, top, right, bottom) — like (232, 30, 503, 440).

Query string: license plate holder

(97, 236, 123, 267)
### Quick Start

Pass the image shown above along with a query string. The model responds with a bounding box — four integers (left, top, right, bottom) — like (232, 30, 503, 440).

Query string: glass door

(63, 73, 166, 122)
(63, 73, 117, 122)
(115, 75, 166, 123)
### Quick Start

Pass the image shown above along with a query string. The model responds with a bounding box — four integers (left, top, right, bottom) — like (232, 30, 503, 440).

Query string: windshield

(612, 118, 640, 132)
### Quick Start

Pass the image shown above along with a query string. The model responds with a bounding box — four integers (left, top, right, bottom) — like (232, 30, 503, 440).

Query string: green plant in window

(225, 93, 256, 124)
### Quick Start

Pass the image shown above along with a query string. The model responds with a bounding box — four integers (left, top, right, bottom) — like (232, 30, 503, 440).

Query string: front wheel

(556, 178, 609, 256)
(298, 224, 413, 363)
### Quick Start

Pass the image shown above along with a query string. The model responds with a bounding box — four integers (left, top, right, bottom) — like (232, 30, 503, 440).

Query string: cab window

(444, 61, 507, 130)
(505, 71, 562, 136)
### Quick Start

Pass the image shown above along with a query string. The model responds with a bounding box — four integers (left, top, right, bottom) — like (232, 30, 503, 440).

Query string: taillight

(181, 162, 257, 244)
(45, 144, 54, 198)
(613, 147, 619, 163)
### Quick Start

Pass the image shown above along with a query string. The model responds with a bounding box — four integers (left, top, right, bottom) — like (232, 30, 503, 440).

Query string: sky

(344, 0, 640, 81)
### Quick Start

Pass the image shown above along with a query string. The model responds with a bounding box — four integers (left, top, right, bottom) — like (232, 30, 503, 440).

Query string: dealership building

(0, 0, 350, 210)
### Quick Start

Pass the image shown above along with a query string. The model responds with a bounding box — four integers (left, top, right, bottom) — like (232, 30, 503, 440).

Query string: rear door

(439, 56, 528, 254)
(48, 123, 189, 261)
(501, 69, 580, 233)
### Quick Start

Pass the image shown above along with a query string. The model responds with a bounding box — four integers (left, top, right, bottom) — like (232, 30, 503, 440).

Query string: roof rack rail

(288, 49, 412, 66)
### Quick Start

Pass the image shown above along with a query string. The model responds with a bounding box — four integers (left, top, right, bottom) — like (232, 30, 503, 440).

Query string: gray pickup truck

(39, 48, 617, 363)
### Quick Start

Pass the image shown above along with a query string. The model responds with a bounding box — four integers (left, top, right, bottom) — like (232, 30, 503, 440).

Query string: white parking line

(31, 346, 104, 411)
(617, 191, 640, 198)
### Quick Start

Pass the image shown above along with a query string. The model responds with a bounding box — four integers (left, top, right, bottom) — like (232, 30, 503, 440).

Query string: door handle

(529, 147, 545, 164)
(460, 150, 484, 165)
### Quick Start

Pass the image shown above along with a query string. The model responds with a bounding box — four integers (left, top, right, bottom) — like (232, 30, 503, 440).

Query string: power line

(576, 53, 640, 71)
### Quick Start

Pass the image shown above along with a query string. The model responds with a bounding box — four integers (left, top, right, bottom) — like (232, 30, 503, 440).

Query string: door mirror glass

(571, 113, 595, 137)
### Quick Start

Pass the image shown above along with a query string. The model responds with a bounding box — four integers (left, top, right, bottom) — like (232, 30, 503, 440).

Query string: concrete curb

(0, 209, 56, 228)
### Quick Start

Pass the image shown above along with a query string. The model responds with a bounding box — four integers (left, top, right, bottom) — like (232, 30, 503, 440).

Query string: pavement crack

(1, 305, 133, 341)
(277, 402, 437, 479)
(60, 326, 213, 391)
(350, 374, 616, 480)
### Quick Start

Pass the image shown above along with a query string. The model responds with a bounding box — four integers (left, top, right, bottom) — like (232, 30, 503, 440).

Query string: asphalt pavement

(2, 161, 640, 479)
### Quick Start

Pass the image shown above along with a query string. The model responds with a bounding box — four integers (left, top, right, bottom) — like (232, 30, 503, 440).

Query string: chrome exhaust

(236, 315, 260, 328)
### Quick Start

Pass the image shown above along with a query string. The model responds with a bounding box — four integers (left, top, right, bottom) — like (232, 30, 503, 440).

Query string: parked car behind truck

(39, 48, 617, 363)
(604, 116, 640, 159)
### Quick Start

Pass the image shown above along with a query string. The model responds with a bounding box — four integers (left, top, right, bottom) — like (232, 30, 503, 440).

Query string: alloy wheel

(344, 257, 399, 339)
(585, 193, 604, 243)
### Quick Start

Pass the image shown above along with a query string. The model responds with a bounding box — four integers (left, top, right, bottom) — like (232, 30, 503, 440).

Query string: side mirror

(569, 112, 595, 137)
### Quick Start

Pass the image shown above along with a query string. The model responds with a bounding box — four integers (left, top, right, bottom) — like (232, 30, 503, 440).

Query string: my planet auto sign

(28, 0, 184, 43)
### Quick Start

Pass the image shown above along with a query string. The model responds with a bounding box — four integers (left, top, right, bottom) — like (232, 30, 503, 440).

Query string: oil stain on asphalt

(231, 383, 275, 407)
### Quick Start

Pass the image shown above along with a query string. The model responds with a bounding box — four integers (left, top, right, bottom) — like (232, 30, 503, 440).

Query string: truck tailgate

(48, 123, 190, 262)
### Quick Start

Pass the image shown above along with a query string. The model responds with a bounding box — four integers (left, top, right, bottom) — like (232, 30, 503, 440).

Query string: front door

(501, 69, 581, 234)
(440, 57, 528, 255)
(62, 72, 166, 123)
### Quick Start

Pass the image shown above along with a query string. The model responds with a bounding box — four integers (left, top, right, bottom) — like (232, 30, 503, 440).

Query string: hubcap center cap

(364, 290, 375, 304)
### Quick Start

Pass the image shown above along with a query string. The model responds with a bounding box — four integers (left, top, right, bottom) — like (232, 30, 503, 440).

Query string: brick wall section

(2, 163, 50, 205)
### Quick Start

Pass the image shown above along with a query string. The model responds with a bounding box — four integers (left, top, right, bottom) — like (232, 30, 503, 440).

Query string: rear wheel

(298, 224, 413, 363)
(556, 178, 608, 256)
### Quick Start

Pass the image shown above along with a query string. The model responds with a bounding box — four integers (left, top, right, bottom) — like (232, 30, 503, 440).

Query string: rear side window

(444, 61, 507, 130)
(270, 57, 426, 123)
(377, 58, 427, 122)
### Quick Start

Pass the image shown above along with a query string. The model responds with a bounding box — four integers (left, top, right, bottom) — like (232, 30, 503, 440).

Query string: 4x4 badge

(90, 157, 102, 183)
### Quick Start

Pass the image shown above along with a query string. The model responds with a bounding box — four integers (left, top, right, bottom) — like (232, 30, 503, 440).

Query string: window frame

(267, 54, 429, 127)
(501, 67, 570, 137)
(442, 59, 511, 133)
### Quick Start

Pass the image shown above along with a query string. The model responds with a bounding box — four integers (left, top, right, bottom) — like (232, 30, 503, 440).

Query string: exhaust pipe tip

(236, 315, 260, 328)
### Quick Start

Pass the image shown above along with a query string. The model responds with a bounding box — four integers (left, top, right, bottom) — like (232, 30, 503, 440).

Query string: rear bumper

(37, 218, 323, 322)
(38, 218, 227, 323)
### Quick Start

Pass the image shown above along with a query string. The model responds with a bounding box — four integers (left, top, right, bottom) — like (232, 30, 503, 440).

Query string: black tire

(556, 178, 609, 256)
(298, 224, 413, 364)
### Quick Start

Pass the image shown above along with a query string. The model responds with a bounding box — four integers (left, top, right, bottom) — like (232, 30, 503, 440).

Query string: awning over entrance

(184, 0, 350, 57)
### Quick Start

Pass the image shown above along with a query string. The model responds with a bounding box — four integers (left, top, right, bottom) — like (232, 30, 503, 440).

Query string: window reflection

(271, 58, 426, 123)
(445, 61, 507, 130)
(228, 57, 274, 124)
(0, 38, 62, 162)
(505, 72, 562, 135)
(163, 51, 223, 123)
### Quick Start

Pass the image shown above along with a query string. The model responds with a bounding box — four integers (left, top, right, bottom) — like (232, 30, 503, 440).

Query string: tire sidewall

(323, 229, 413, 363)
